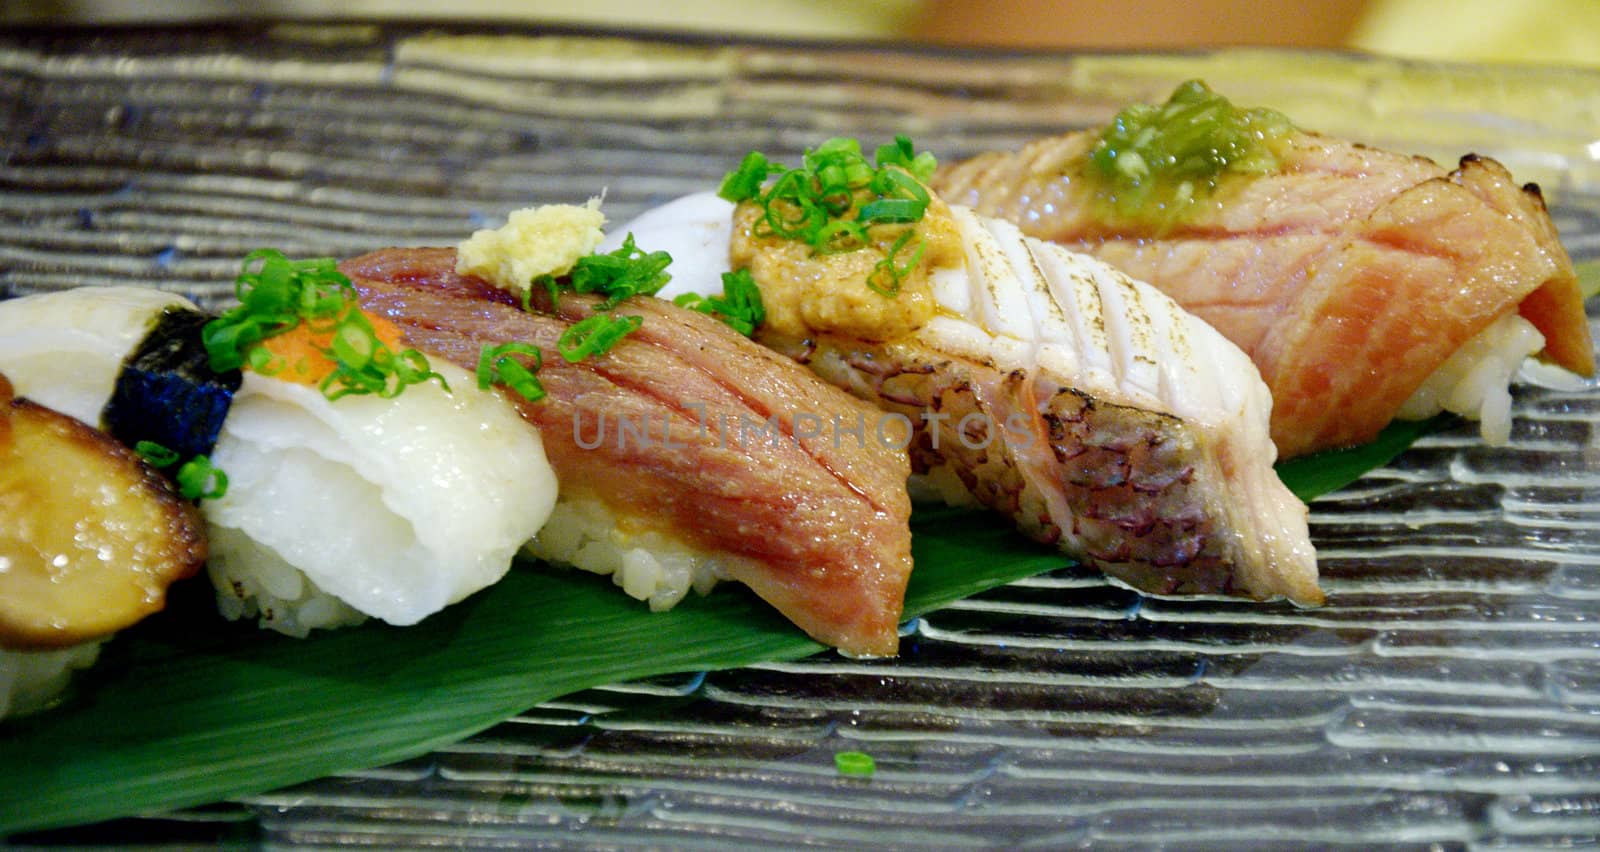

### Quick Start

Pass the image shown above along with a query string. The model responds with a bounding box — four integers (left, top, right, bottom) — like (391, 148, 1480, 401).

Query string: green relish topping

(475, 342, 546, 403)
(135, 440, 228, 501)
(673, 268, 766, 337)
(1087, 79, 1292, 225)
(718, 135, 938, 261)
(204, 249, 448, 401)
(536, 233, 673, 311)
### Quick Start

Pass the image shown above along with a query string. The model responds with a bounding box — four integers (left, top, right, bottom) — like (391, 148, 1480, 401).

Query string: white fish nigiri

(0, 287, 193, 425)
(205, 364, 557, 634)
(616, 192, 1320, 604)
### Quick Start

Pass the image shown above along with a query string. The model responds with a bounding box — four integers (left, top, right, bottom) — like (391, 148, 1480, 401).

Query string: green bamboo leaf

(0, 510, 1066, 835)
(1275, 415, 1448, 501)
(1579, 259, 1600, 300)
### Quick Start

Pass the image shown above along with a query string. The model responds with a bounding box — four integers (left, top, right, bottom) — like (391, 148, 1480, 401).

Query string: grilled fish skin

(754, 206, 1319, 603)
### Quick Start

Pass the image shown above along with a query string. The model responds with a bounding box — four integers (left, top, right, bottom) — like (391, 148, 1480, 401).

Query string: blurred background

(1, 0, 1596, 67)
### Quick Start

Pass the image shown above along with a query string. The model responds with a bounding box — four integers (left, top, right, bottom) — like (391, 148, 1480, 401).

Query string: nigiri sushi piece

(618, 188, 1319, 604)
(0, 371, 206, 718)
(0, 287, 196, 427)
(0, 284, 559, 638)
(931, 81, 1594, 457)
(204, 355, 557, 635)
(339, 246, 916, 657)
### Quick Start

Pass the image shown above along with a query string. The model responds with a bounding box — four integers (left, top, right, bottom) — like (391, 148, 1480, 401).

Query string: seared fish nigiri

(340, 247, 916, 657)
(625, 190, 1320, 604)
(933, 81, 1594, 457)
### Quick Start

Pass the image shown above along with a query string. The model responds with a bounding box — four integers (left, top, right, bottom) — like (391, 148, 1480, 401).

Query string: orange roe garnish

(252, 312, 408, 386)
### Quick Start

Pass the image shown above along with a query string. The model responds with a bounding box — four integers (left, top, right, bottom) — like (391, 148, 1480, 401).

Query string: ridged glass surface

(5, 24, 1600, 849)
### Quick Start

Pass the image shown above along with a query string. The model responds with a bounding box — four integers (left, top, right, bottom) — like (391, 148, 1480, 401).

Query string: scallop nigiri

(0, 369, 206, 718)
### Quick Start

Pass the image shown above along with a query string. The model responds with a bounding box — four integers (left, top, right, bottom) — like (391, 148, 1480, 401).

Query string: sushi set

(3, 27, 1600, 846)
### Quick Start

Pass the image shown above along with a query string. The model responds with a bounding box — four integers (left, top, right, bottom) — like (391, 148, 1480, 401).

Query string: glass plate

(5, 23, 1600, 849)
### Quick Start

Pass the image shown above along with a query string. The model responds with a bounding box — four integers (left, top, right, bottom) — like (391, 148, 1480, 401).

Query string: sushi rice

(1397, 312, 1546, 445)
(523, 497, 728, 612)
(0, 642, 104, 719)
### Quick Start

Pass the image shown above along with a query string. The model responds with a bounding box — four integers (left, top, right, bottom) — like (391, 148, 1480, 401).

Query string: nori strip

(103, 307, 241, 460)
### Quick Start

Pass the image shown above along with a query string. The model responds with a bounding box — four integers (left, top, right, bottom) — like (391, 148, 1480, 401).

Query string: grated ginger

(455, 198, 606, 297)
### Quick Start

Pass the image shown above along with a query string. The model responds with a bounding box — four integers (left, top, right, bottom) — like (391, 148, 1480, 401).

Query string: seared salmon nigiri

(933, 80, 1594, 458)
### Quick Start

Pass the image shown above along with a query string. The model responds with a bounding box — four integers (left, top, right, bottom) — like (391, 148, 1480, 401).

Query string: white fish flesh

(0, 287, 193, 426)
(205, 363, 558, 633)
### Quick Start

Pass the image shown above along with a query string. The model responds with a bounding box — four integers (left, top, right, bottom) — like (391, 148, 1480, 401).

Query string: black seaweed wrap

(103, 307, 242, 461)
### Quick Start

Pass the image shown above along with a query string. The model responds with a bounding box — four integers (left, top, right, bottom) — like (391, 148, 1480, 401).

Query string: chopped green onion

(245, 345, 282, 376)
(476, 342, 546, 403)
(813, 218, 869, 254)
(874, 134, 938, 183)
(174, 455, 228, 501)
(857, 197, 923, 224)
(134, 440, 227, 501)
(535, 234, 673, 311)
(673, 269, 766, 337)
(571, 234, 673, 308)
(558, 313, 643, 363)
(834, 751, 876, 777)
(318, 319, 450, 402)
(760, 171, 828, 242)
(331, 321, 374, 369)
(867, 230, 925, 298)
(718, 151, 784, 202)
(204, 249, 449, 402)
(203, 249, 342, 373)
(859, 168, 930, 224)
(513, 236, 673, 368)
(133, 440, 180, 468)
(718, 135, 939, 260)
